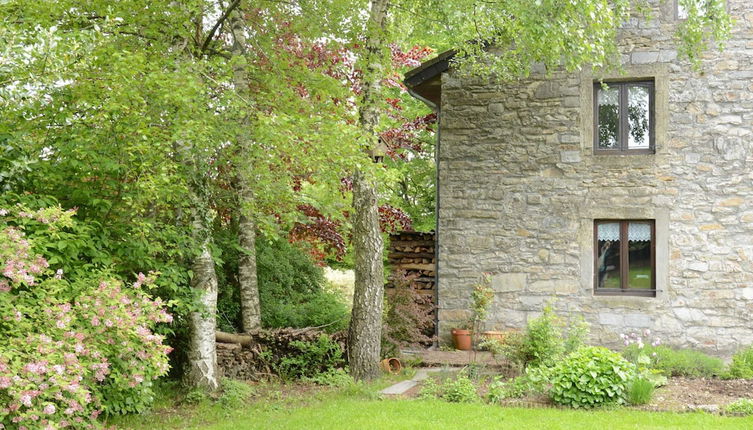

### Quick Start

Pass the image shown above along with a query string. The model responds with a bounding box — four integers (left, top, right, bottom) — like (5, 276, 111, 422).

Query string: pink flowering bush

(0, 205, 172, 429)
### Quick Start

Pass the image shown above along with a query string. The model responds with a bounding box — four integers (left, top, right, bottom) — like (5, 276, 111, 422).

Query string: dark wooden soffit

(403, 49, 456, 108)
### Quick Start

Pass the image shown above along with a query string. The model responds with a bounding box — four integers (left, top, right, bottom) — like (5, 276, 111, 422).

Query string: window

(594, 220, 656, 297)
(593, 81, 654, 154)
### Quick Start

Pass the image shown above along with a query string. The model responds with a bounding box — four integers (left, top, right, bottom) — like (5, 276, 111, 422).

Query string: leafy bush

(0, 206, 172, 428)
(216, 236, 349, 333)
(550, 346, 636, 408)
(501, 306, 589, 369)
(382, 271, 435, 358)
(727, 346, 753, 379)
(419, 373, 479, 403)
(725, 398, 753, 415)
(626, 377, 654, 405)
(622, 344, 724, 378)
(486, 369, 550, 404)
(275, 335, 345, 380)
(442, 375, 479, 403)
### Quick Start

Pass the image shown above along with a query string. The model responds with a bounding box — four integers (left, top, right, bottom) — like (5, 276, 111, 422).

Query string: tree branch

(201, 0, 242, 54)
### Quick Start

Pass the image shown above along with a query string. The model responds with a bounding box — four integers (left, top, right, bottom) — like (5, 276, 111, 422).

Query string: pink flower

(43, 404, 56, 415)
(20, 394, 32, 407)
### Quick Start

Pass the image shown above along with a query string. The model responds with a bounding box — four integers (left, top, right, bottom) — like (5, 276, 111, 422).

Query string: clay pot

(451, 328, 472, 351)
(480, 330, 507, 343)
(380, 357, 402, 374)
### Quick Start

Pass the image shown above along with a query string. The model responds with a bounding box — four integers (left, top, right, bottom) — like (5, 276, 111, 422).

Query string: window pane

(597, 223, 621, 289)
(597, 86, 620, 149)
(627, 85, 650, 149)
(627, 222, 652, 289)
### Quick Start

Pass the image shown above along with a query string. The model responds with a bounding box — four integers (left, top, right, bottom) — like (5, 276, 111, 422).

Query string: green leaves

(550, 346, 637, 408)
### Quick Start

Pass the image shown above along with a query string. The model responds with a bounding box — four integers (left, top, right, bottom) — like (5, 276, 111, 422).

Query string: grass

(108, 378, 753, 430)
(626, 378, 655, 405)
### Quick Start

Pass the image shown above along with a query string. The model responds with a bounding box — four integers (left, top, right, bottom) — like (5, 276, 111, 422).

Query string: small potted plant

(451, 273, 494, 351)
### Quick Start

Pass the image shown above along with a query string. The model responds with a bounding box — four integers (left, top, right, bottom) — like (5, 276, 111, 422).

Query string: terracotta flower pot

(451, 328, 472, 351)
(380, 357, 402, 374)
(481, 330, 507, 343)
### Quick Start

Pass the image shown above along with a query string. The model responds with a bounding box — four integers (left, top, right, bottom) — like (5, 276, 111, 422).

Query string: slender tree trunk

(185, 233, 220, 390)
(348, 0, 390, 381)
(229, 5, 261, 332)
(349, 169, 385, 381)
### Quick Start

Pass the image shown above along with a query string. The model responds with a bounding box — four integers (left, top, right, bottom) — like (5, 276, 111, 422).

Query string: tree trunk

(185, 230, 220, 391)
(348, 170, 385, 381)
(229, 6, 262, 332)
(347, 0, 390, 382)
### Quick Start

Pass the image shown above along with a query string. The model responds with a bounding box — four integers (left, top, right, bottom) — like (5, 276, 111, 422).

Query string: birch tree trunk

(185, 229, 220, 390)
(348, 0, 389, 381)
(229, 5, 261, 332)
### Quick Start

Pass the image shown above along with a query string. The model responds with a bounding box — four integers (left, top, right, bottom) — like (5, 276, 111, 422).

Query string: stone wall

(437, 0, 753, 356)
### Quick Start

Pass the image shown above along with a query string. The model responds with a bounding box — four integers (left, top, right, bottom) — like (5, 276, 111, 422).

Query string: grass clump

(625, 377, 654, 406)
(622, 345, 724, 378)
(727, 346, 753, 379)
(725, 398, 753, 415)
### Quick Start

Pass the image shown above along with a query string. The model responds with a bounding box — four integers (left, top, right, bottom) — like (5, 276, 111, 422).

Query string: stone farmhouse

(404, 0, 753, 355)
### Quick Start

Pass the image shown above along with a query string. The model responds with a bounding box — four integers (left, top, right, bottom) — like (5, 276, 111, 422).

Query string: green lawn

(109, 381, 753, 430)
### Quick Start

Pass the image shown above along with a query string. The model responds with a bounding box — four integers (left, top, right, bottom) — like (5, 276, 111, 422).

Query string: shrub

(725, 398, 753, 415)
(215, 235, 349, 333)
(382, 271, 435, 357)
(501, 306, 589, 369)
(275, 334, 345, 380)
(728, 346, 753, 379)
(442, 375, 479, 403)
(622, 344, 724, 378)
(0, 206, 172, 429)
(626, 377, 655, 405)
(486, 369, 550, 404)
(550, 346, 636, 408)
(419, 373, 479, 403)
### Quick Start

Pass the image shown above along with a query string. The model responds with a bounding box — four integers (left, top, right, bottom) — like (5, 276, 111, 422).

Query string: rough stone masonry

(428, 0, 753, 356)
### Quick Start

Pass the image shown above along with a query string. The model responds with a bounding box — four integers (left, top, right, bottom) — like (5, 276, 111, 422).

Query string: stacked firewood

(387, 231, 435, 296)
(386, 231, 436, 335)
(215, 328, 347, 381)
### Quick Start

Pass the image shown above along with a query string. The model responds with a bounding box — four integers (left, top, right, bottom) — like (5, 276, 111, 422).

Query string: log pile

(386, 231, 436, 337)
(215, 328, 346, 381)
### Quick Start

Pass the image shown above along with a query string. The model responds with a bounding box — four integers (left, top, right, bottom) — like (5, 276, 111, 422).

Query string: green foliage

(727, 346, 753, 379)
(470, 274, 494, 324)
(550, 346, 636, 408)
(257, 239, 349, 332)
(419, 373, 479, 403)
(725, 398, 753, 415)
(216, 237, 349, 333)
(303, 368, 354, 387)
(622, 345, 724, 378)
(0, 206, 172, 428)
(626, 378, 654, 406)
(219, 378, 256, 408)
(486, 368, 551, 404)
(442, 375, 480, 403)
(275, 335, 345, 381)
(501, 306, 589, 369)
